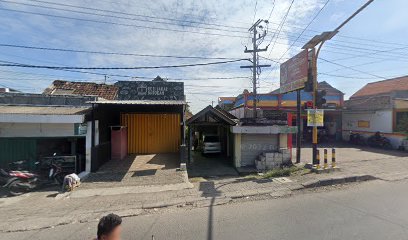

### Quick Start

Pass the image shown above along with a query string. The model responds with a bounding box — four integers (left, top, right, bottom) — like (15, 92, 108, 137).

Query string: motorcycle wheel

(383, 142, 393, 150)
(8, 179, 28, 196)
(54, 173, 65, 186)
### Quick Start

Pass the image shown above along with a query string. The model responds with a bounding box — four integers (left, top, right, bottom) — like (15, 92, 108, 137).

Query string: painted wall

(233, 90, 343, 109)
(342, 110, 393, 134)
(342, 110, 405, 148)
(233, 132, 290, 168)
(0, 122, 77, 137)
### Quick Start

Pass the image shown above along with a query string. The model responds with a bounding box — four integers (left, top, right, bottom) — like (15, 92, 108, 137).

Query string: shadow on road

(199, 181, 221, 240)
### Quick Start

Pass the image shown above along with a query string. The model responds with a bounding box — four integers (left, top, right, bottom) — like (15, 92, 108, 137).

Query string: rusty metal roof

(0, 105, 91, 115)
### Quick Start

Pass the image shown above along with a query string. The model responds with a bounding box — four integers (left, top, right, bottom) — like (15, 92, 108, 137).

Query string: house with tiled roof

(343, 76, 408, 149)
(43, 80, 118, 100)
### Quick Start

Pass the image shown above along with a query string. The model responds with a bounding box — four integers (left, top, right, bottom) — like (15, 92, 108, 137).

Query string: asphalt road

(3, 179, 408, 240)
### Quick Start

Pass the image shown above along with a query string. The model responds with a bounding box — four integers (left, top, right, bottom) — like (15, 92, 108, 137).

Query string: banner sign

(307, 109, 324, 127)
(116, 80, 184, 100)
(280, 50, 309, 93)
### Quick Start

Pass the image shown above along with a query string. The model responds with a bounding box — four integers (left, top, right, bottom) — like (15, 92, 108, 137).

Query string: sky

(0, 0, 407, 113)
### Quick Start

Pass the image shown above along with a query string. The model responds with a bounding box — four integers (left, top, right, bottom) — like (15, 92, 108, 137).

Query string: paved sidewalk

(1, 145, 408, 233)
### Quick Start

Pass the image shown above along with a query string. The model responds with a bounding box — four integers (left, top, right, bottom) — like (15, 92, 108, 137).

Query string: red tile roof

(43, 80, 118, 100)
(351, 76, 408, 99)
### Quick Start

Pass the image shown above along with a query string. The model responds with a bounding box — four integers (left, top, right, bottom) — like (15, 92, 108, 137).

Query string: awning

(0, 105, 90, 123)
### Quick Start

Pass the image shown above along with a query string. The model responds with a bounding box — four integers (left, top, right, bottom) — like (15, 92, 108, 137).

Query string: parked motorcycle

(367, 132, 393, 150)
(0, 158, 66, 196)
(349, 131, 365, 145)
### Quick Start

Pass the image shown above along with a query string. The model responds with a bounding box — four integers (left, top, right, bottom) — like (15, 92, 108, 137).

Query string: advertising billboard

(280, 50, 309, 93)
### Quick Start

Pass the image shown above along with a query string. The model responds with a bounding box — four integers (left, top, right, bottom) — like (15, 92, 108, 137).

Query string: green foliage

(262, 166, 303, 179)
(396, 115, 408, 134)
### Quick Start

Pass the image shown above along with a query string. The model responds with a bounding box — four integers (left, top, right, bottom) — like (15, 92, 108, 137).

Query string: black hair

(97, 213, 122, 238)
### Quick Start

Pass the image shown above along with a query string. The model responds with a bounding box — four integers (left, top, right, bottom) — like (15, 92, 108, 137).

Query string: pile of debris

(255, 148, 291, 171)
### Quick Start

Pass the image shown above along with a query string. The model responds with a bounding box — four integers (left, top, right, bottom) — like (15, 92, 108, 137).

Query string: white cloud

(0, 0, 324, 112)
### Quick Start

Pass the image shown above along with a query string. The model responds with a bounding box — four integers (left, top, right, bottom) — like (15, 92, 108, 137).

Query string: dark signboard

(280, 50, 309, 93)
(115, 80, 184, 100)
(240, 111, 288, 126)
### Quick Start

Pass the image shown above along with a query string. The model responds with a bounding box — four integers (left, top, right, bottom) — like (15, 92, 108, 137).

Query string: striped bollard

(332, 148, 336, 168)
(324, 149, 328, 169)
(316, 149, 320, 169)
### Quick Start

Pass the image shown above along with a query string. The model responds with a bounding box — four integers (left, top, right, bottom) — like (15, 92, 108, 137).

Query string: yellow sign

(307, 109, 324, 127)
(357, 120, 370, 128)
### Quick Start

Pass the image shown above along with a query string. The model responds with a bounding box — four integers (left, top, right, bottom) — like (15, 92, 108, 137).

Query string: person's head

(97, 213, 122, 240)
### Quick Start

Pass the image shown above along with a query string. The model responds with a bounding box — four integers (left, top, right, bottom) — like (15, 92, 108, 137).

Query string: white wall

(229, 107, 245, 119)
(342, 110, 393, 135)
(342, 110, 405, 149)
(0, 122, 76, 137)
(85, 120, 99, 173)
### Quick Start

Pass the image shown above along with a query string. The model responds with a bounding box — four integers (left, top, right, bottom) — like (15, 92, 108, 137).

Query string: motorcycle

(367, 132, 393, 150)
(349, 131, 365, 145)
(0, 158, 66, 196)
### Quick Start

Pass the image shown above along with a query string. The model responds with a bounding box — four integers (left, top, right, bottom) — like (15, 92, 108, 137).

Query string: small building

(229, 81, 344, 141)
(0, 93, 93, 173)
(88, 77, 186, 171)
(343, 76, 408, 148)
(231, 115, 295, 171)
(187, 105, 295, 173)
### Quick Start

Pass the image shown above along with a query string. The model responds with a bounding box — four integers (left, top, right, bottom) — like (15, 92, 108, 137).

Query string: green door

(0, 138, 37, 169)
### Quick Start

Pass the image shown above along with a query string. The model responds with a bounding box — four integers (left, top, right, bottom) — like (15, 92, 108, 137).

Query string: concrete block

(265, 152, 275, 158)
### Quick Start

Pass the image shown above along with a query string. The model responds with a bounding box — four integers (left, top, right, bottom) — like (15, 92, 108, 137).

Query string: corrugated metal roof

(0, 105, 91, 115)
(90, 100, 186, 105)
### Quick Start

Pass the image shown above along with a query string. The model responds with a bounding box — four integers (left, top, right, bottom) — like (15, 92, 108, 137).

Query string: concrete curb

(301, 175, 377, 188)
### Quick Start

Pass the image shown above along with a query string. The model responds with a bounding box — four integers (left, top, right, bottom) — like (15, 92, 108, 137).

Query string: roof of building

(0, 105, 91, 115)
(270, 81, 343, 95)
(350, 76, 408, 99)
(90, 100, 186, 105)
(186, 105, 237, 126)
(43, 80, 118, 100)
(0, 92, 95, 106)
(0, 87, 21, 93)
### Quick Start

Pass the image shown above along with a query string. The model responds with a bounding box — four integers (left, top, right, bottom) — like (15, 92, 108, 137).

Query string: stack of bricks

(255, 148, 291, 171)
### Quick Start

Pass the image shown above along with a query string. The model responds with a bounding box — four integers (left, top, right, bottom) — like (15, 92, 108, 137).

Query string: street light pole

(311, 41, 326, 165)
(302, 0, 375, 164)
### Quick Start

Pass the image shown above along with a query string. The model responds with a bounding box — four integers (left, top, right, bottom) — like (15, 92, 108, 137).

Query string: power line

(26, 0, 248, 30)
(265, 0, 295, 58)
(3, 4, 408, 59)
(251, 0, 258, 24)
(319, 57, 387, 79)
(0, 43, 243, 60)
(0, 0, 246, 34)
(0, 7, 247, 39)
(7, 0, 408, 51)
(0, 58, 247, 70)
(266, 0, 277, 22)
(278, 0, 330, 59)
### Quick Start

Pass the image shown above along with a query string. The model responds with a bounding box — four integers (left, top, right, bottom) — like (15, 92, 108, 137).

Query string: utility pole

(240, 19, 271, 118)
(296, 89, 301, 164)
(302, 0, 375, 165)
